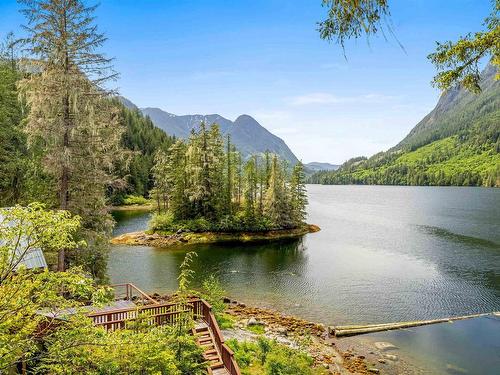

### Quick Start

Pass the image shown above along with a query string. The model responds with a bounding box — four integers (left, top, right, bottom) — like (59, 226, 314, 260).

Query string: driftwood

(329, 312, 497, 337)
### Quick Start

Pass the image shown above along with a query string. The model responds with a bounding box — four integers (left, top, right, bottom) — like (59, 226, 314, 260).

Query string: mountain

(394, 63, 499, 152)
(305, 162, 340, 172)
(140, 107, 299, 165)
(117, 96, 138, 111)
(310, 63, 500, 187)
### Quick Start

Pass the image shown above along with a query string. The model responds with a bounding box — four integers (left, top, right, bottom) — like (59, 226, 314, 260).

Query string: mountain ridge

(310, 63, 499, 187)
(136, 104, 299, 165)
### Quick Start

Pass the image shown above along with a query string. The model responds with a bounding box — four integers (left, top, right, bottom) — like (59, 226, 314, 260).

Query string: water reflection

(363, 315, 500, 375)
(109, 186, 500, 325)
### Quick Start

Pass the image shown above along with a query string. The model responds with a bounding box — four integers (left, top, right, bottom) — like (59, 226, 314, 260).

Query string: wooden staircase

(193, 322, 228, 375)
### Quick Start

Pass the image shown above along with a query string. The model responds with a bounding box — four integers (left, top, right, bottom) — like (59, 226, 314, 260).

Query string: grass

(246, 324, 265, 335)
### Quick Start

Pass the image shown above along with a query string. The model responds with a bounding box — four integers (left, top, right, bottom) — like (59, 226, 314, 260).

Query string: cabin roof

(0, 211, 48, 270)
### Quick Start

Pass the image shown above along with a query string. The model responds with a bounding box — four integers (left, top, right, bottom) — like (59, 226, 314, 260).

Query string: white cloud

(286, 92, 399, 106)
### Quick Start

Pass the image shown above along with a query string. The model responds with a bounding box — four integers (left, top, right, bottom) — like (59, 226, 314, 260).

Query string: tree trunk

(58, 9, 70, 272)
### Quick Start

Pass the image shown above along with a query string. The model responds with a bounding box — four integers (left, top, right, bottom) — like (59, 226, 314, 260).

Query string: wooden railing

(88, 301, 190, 331)
(88, 298, 240, 375)
(110, 283, 159, 305)
(195, 300, 241, 375)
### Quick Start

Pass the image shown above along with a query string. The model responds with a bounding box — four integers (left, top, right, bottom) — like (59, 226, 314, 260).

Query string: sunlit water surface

(109, 185, 500, 373)
(110, 185, 500, 325)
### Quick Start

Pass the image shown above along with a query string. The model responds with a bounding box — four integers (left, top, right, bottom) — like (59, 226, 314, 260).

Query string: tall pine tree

(18, 0, 125, 280)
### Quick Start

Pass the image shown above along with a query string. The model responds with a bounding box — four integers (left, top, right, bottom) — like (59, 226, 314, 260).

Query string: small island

(113, 123, 318, 247)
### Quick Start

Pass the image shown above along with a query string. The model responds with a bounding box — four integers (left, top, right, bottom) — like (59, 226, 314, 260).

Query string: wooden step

(210, 361, 224, 369)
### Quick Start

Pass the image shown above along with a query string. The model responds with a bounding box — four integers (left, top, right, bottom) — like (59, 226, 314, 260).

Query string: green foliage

(201, 275, 226, 315)
(0, 210, 205, 373)
(36, 318, 205, 375)
(429, 1, 499, 92)
(200, 274, 235, 328)
(226, 337, 321, 375)
(246, 324, 266, 335)
(0, 204, 113, 371)
(150, 123, 307, 233)
(310, 121, 500, 187)
(318, 0, 391, 49)
(112, 106, 175, 204)
(319, 0, 499, 91)
(122, 194, 149, 206)
(311, 82, 500, 187)
(0, 59, 26, 206)
(17, 0, 129, 280)
(177, 251, 198, 294)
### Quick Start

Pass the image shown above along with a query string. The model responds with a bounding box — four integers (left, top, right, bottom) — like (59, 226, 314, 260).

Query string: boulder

(247, 317, 263, 326)
(374, 341, 398, 351)
(384, 354, 398, 361)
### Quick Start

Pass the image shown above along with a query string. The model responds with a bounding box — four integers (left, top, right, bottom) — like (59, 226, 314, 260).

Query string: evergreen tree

(17, 0, 125, 279)
(264, 156, 292, 229)
(243, 157, 257, 223)
(151, 149, 170, 214)
(150, 126, 309, 232)
(0, 41, 26, 205)
(290, 162, 308, 225)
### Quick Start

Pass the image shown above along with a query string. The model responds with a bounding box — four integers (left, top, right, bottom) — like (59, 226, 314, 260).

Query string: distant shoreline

(110, 224, 320, 247)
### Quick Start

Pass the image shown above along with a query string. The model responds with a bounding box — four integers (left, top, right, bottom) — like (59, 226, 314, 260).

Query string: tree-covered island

(112, 123, 319, 247)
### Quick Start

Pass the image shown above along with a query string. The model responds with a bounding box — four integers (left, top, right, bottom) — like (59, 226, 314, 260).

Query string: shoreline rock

(110, 224, 320, 247)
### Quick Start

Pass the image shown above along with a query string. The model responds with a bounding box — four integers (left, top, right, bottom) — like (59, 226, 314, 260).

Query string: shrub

(122, 194, 149, 205)
(226, 337, 320, 375)
(265, 348, 313, 375)
(150, 212, 176, 232)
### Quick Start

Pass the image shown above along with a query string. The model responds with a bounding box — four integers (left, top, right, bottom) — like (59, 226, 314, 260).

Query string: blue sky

(0, 0, 492, 163)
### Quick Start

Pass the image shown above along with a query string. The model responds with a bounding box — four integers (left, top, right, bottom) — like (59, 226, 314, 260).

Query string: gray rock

(275, 327, 288, 336)
(368, 368, 380, 374)
(374, 341, 398, 351)
(384, 354, 398, 361)
(247, 317, 263, 326)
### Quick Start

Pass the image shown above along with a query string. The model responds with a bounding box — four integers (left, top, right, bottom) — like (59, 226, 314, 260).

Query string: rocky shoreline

(150, 292, 422, 375)
(111, 224, 320, 247)
(221, 300, 430, 375)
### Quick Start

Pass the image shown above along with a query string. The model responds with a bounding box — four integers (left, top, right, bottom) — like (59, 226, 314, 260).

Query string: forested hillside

(310, 64, 500, 187)
(0, 59, 175, 206)
(111, 106, 176, 203)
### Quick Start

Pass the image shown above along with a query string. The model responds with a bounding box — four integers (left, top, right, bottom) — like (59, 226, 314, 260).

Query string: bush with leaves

(226, 337, 323, 375)
(37, 321, 205, 375)
(0, 204, 112, 372)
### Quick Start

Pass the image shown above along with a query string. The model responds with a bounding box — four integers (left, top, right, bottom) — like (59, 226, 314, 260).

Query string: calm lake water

(109, 185, 500, 373)
(109, 185, 500, 325)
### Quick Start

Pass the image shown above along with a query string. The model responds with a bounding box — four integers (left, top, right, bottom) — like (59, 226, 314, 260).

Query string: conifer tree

(243, 158, 257, 223)
(0, 35, 26, 205)
(17, 0, 125, 278)
(290, 162, 308, 225)
(264, 155, 292, 228)
(225, 135, 233, 214)
(151, 150, 170, 213)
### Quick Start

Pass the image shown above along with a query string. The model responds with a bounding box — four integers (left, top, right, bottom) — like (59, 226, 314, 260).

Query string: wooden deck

(87, 285, 240, 375)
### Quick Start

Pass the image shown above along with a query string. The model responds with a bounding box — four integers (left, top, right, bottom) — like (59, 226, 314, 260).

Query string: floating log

(329, 312, 496, 337)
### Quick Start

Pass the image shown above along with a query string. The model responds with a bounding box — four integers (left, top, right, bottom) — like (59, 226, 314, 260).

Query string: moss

(111, 225, 320, 247)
